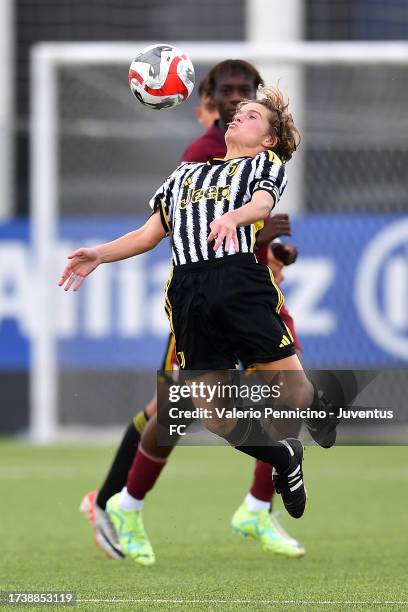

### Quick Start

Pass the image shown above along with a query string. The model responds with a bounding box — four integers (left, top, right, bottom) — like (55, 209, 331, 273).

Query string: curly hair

(237, 85, 300, 163)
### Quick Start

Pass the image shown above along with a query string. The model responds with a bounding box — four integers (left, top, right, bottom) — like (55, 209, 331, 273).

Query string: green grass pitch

(1, 442, 407, 611)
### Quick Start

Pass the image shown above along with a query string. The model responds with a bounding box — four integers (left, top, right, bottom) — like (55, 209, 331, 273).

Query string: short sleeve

(251, 150, 288, 208)
(148, 169, 179, 234)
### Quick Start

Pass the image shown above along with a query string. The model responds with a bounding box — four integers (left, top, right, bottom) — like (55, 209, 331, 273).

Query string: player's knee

(202, 417, 236, 438)
(282, 376, 314, 410)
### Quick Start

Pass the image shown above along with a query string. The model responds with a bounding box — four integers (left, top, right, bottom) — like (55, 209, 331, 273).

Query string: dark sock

(308, 381, 339, 424)
(96, 413, 148, 509)
(224, 417, 290, 473)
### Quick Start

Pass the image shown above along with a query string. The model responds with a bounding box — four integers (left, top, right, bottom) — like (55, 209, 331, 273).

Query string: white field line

(76, 599, 408, 606)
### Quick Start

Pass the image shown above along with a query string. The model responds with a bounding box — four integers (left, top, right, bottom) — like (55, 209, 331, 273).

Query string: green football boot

(106, 493, 155, 566)
(231, 501, 305, 558)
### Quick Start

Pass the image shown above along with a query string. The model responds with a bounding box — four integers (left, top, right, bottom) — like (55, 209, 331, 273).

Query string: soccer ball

(128, 44, 195, 110)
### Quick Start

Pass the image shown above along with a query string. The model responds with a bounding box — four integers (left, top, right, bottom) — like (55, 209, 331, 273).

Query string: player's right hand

(58, 247, 102, 292)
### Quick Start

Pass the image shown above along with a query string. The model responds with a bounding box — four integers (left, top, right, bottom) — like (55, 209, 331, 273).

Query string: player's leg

(232, 361, 306, 556)
(231, 459, 305, 558)
(105, 419, 167, 567)
(194, 356, 310, 519)
(106, 403, 194, 565)
(207, 350, 345, 520)
(96, 394, 156, 510)
(79, 393, 155, 560)
(233, 371, 305, 533)
(165, 262, 310, 518)
(232, 299, 306, 556)
(95, 334, 177, 509)
(219, 262, 342, 516)
(80, 334, 176, 558)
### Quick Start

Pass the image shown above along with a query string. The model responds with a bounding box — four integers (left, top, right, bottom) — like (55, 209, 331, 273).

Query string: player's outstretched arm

(58, 211, 166, 292)
(208, 190, 274, 253)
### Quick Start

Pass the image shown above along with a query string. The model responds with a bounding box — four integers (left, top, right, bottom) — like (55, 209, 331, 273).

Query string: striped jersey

(149, 150, 287, 266)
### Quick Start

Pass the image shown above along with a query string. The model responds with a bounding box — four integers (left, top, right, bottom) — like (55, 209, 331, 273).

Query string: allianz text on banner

(0, 215, 407, 369)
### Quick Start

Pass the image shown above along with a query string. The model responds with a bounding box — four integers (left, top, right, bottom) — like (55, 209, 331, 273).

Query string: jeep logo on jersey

(179, 185, 231, 209)
(355, 219, 408, 359)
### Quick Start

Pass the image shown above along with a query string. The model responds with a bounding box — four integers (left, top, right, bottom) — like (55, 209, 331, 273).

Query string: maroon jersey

(181, 121, 226, 162)
(256, 240, 301, 350)
(256, 242, 269, 267)
(255, 244, 301, 351)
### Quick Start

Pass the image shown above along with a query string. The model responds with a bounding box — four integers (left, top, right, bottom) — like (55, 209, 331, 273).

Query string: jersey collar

(207, 155, 251, 166)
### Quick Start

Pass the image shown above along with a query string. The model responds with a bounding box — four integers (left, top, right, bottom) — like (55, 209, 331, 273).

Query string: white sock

(118, 487, 144, 511)
(245, 492, 270, 513)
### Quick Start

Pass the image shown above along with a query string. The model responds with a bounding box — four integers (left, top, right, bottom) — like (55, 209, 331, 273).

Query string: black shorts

(166, 253, 295, 370)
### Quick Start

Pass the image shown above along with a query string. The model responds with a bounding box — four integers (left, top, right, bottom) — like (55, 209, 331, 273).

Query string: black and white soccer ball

(128, 44, 195, 109)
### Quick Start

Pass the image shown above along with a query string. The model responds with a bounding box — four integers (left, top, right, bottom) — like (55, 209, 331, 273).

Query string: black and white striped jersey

(149, 150, 287, 266)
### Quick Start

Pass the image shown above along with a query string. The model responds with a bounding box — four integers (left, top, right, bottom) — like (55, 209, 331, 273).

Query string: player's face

(212, 73, 257, 126)
(225, 102, 274, 150)
(195, 94, 219, 129)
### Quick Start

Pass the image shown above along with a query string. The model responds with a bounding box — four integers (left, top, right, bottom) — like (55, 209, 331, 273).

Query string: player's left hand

(208, 214, 239, 253)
